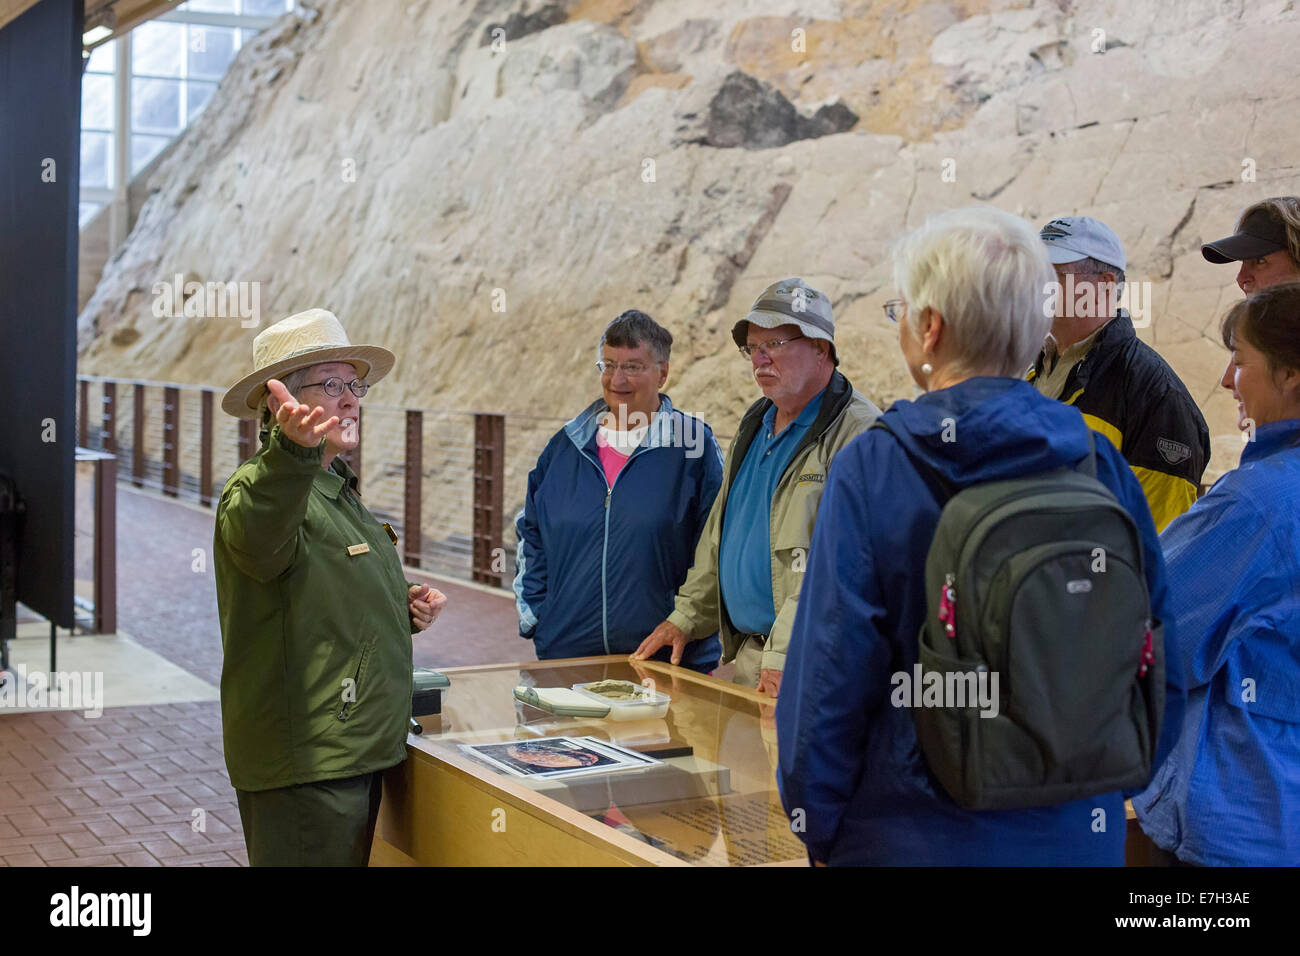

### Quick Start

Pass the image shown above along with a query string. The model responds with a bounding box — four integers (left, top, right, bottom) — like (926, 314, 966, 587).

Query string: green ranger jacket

(214, 426, 414, 792)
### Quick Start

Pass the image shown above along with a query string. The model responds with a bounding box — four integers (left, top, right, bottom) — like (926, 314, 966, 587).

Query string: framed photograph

(460, 736, 659, 779)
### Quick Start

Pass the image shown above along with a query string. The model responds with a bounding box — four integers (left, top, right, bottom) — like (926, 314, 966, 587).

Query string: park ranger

(216, 308, 446, 866)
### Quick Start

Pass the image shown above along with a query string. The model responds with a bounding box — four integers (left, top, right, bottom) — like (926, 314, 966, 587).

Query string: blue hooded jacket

(776, 377, 1183, 865)
(514, 395, 723, 672)
(1134, 419, 1300, 865)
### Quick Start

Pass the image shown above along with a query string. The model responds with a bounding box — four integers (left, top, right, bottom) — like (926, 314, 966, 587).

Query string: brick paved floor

(0, 702, 245, 867)
(1, 486, 522, 866)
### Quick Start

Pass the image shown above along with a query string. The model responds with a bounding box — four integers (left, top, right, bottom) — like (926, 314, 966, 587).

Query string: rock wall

(79, 0, 1300, 503)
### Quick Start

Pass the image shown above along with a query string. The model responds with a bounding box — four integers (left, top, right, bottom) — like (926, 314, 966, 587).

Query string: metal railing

(77, 375, 566, 587)
(74, 448, 117, 635)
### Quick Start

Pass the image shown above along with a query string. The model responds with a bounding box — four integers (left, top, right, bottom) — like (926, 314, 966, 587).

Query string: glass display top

(409, 656, 806, 866)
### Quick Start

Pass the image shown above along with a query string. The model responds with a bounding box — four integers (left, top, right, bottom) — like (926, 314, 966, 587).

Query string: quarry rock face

(78, 0, 1300, 517)
(673, 70, 859, 149)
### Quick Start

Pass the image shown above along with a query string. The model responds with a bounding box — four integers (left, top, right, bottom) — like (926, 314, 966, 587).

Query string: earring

(921, 362, 934, 375)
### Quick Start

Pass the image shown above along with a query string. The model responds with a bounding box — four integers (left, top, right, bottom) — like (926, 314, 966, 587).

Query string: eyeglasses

(301, 377, 369, 398)
(738, 335, 804, 359)
(596, 361, 654, 376)
(883, 299, 906, 323)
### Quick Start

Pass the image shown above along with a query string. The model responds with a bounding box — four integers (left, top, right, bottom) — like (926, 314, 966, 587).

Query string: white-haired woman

(775, 207, 1181, 865)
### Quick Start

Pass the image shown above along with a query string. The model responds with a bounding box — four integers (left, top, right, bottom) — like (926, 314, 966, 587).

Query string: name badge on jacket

(347, 543, 370, 557)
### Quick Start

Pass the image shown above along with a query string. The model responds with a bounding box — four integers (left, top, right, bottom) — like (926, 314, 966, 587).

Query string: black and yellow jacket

(1028, 311, 1209, 532)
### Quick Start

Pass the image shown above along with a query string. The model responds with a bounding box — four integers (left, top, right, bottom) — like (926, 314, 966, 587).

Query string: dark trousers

(236, 770, 385, 867)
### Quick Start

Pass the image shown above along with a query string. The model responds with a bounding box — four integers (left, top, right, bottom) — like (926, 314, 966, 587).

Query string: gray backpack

(876, 420, 1164, 810)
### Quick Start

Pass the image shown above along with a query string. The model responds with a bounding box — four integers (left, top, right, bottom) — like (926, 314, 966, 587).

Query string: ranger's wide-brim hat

(221, 308, 395, 419)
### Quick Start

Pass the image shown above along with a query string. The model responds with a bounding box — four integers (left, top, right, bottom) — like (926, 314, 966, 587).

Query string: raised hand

(267, 378, 338, 448)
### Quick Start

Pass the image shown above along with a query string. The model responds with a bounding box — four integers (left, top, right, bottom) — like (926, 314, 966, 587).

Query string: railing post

(472, 413, 505, 587)
(162, 385, 179, 497)
(200, 390, 214, 506)
(132, 383, 145, 488)
(79, 379, 88, 447)
(404, 410, 423, 567)
(238, 418, 257, 464)
(102, 381, 116, 454)
(94, 454, 117, 634)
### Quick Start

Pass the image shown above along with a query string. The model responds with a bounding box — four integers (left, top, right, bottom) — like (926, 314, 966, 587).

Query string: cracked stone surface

(78, 0, 1300, 488)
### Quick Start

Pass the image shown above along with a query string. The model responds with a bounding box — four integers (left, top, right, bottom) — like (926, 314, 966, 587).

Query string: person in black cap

(1202, 196, 1300, 295)
(1029, 216, 1209, 532)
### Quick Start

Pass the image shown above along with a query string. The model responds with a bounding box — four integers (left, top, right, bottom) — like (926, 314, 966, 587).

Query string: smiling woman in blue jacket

(1134, 284, 1300, 866)
(776, 207, 1183, 865)
(514, 311, 723, 672)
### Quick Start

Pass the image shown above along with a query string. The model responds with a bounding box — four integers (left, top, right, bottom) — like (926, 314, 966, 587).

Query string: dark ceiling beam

(5, 0, 189, 49)
(0, 0, 46, 34)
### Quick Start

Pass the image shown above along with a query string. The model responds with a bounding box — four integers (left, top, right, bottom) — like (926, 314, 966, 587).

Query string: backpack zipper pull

(938, 573, 957, 639)
(1138, 626, 1154, 677)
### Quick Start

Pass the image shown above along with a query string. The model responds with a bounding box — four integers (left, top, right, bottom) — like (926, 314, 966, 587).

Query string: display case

(372, 656, 807, 866)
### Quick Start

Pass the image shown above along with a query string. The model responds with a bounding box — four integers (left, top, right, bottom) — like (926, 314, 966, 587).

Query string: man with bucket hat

(633, 279, 879, 695)
(216, 308, 446, 866)
(1028, 216, 1209, 531)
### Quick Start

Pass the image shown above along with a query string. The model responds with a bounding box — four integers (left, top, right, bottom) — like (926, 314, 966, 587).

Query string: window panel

(81, 73, 114, 131)
(79, 201, 105, 228)
(242, 0, 292, 15)
(132, 77, 183, 134)
(131, 134, 173, 177)
(186, 81, 218, 121)
(85, 40, 115, 73)
(187, 25, 237, 79)
(81, 8, 279, 198)
(80, 131, 112, 189)
(132, 22, 184, 77)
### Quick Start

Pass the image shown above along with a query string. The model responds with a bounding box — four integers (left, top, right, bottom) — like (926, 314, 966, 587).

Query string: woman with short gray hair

(514, 309, 724, 671)
(777, 206, 1181, 865)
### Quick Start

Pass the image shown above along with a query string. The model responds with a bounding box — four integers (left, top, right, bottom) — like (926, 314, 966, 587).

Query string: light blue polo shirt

(718, 389, 825, 637)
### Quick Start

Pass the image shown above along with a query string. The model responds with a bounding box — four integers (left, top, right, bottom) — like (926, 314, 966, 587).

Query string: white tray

(571, 681, 671, 721)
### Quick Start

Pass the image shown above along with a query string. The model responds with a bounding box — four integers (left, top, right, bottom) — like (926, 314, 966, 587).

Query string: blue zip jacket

(776, 377, 1183, 865)
(1134, 419, 1300, 865)
(514, 394, 723, 672)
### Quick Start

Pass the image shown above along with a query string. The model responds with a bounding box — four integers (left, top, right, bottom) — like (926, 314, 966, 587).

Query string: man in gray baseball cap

(1029, 216, 1208, 532)
(634, 278, 879, 695)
